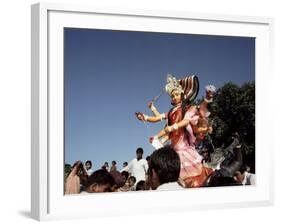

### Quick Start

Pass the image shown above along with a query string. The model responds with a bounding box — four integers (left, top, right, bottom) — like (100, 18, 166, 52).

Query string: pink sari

(167, 105, 213, 187)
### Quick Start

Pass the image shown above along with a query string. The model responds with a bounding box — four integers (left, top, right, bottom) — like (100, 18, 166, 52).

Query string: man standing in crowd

(85, 160, 94, 176)
(148, 146, 184, 191)
(125, 147, 148, 184)
(110, 160, 117, 172)
(101, 162, 110, 172)
(120, 162, 128, 172)
(233, 165, 255, 185)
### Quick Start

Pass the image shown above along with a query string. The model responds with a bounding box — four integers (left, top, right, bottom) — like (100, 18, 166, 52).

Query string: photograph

(63, 28, 255, 194)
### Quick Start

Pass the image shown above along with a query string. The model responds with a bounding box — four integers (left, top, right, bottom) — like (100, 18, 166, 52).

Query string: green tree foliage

(64, 163, 72, 180)
(208, 82, 255, 171)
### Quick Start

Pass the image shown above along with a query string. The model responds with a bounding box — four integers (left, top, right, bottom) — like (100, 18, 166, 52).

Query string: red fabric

(183, 166, 214, 188)
(166, 105, 211, 187)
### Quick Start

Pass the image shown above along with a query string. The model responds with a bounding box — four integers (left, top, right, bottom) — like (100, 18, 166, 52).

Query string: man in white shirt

(125, 148, 148, 184)
(242, 171, 255, 185)
(120, 162, 128, 173)
(148, 146, 184, 191)
(85, 160, 94, 176)
(234, 170, 255, 185)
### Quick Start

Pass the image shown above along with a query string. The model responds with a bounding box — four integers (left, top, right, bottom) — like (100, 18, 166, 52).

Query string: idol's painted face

(171, 89, 182, 105)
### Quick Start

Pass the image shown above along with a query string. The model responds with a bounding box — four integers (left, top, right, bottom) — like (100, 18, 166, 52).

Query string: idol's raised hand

(135, 112, 146, 121)
(205, 85, 216, 101)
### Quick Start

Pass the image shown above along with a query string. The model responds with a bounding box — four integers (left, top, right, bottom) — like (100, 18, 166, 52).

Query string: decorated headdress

(165, 74, 199, 103)
(165, 74, 184, 96)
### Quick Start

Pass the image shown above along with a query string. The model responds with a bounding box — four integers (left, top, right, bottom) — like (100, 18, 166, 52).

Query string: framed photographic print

(31, 2, 274, 221)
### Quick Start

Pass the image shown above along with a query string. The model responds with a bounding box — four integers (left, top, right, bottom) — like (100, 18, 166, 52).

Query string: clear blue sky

(64, 28, 255, 170)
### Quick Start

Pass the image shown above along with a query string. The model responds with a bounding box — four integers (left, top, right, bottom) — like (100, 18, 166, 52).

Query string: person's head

(245, 166, 251, 172)
(136, 147, 144, 160)
(233, 164, 250, 184)
(170, 89, 184, 106)
(148, 146, 180, 190)
(86, 169, 115, 193)
(85, 160, 92, 170)
(101, 165, 106, 170)
(233, 171, 244, 184)
(111, 160, 116, 166)
(146, 156, 151, 162)
(110, 170, 126, 190)
(127, 176, 136, 187)
(123, 162, 128, 168)
(201, 148, 210, 161)
(239, 164, 250, 174)
(104, 162, 109, 167)
(121, 171, 129, 182)
(136, 180, 146, 191)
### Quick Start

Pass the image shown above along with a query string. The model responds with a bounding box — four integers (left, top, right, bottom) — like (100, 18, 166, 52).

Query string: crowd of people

(65, 135, 255, 195)
(65, 74, 255, 194)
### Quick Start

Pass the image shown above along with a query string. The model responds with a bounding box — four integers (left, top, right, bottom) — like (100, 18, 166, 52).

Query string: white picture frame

(31, 2, 274, 221)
